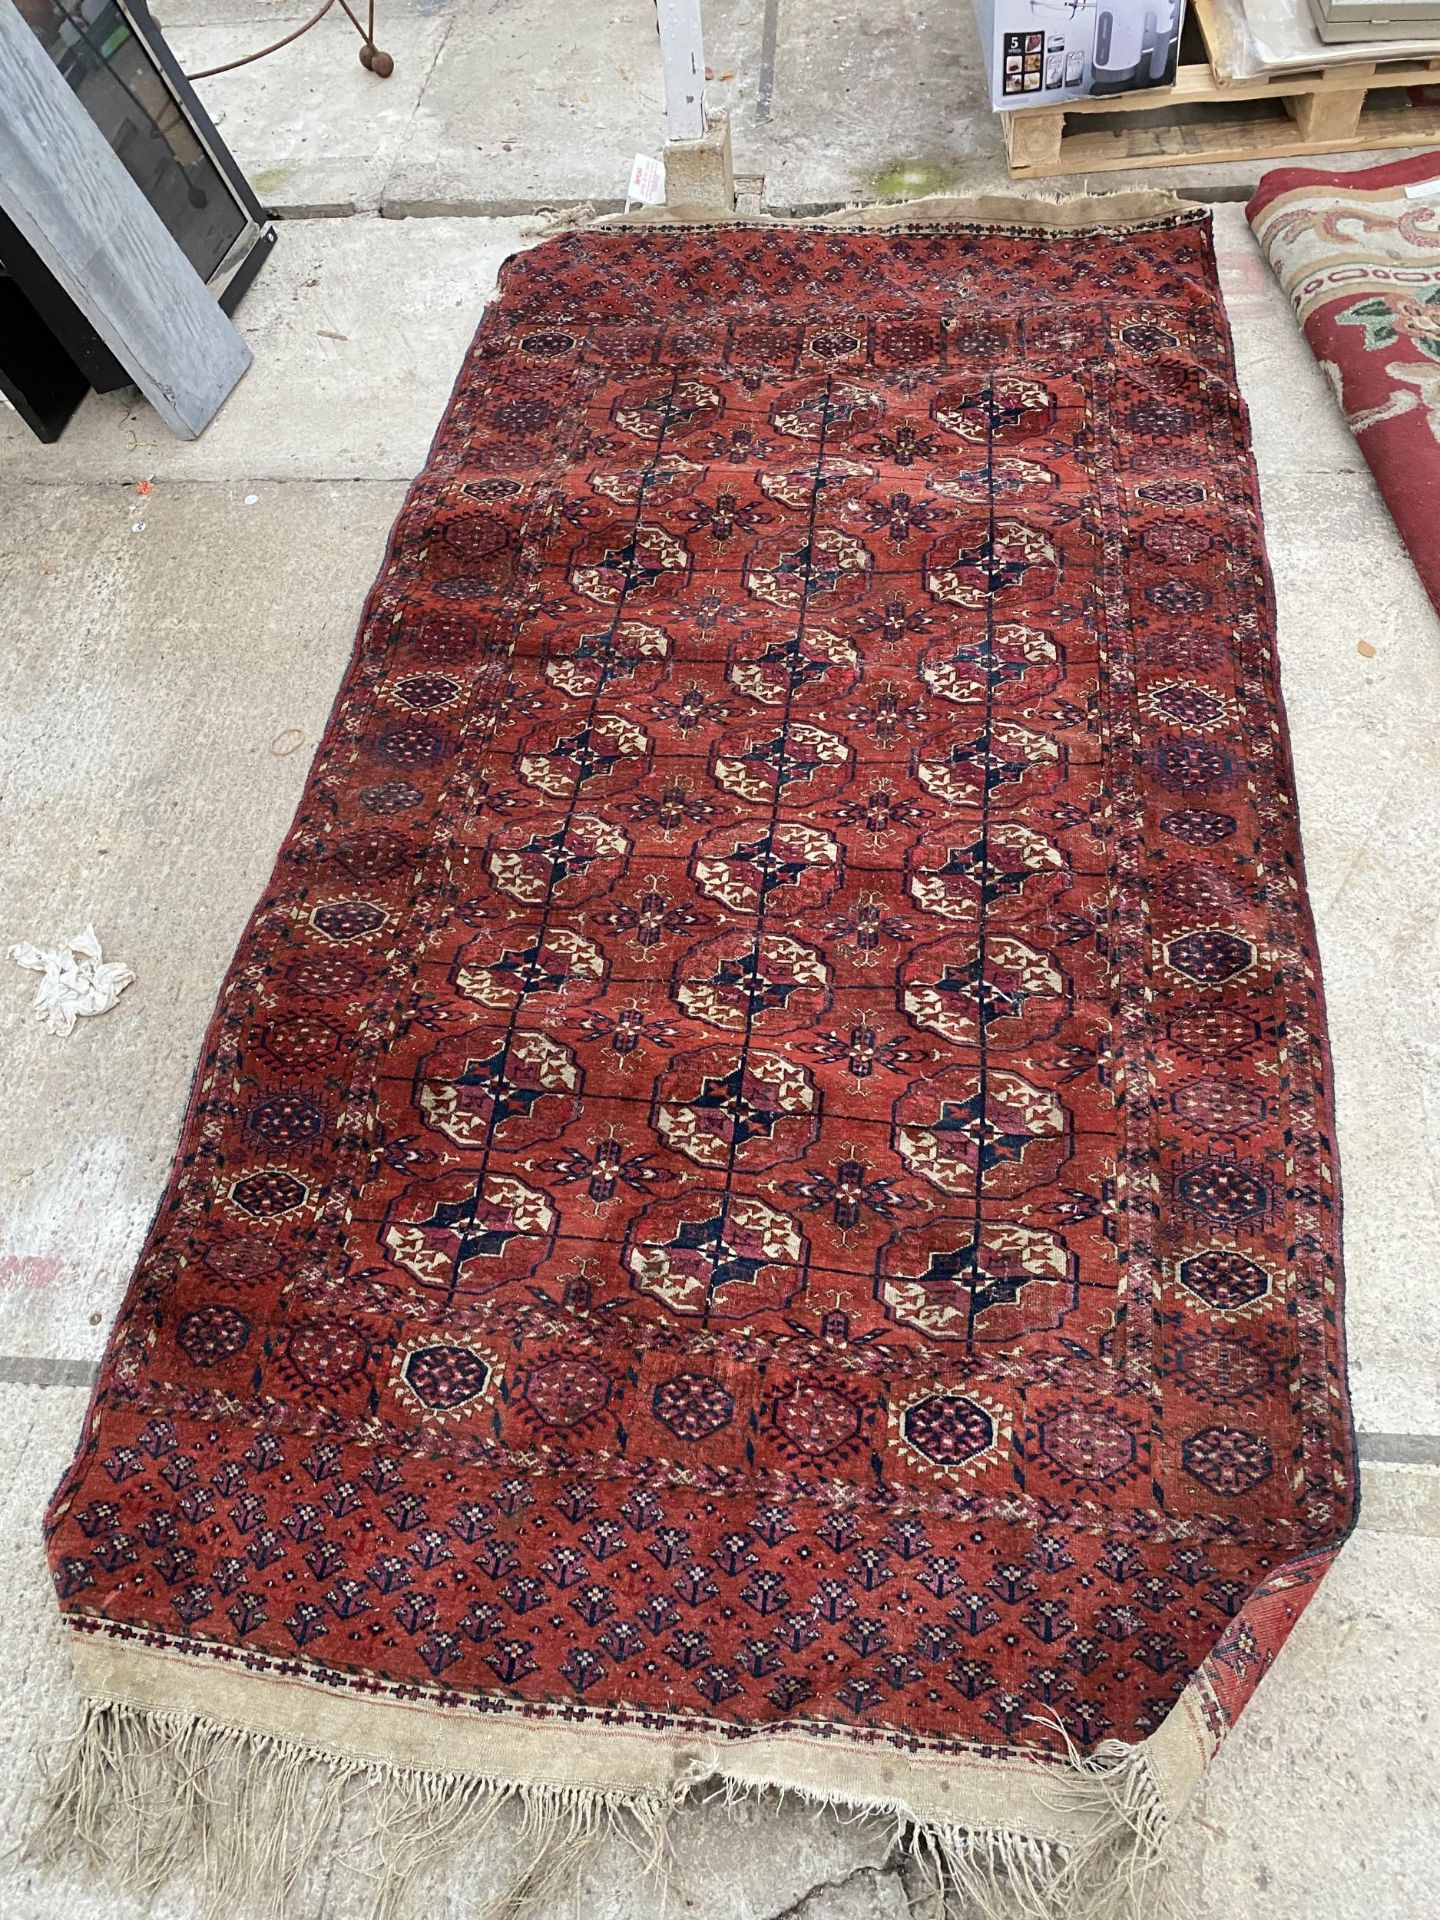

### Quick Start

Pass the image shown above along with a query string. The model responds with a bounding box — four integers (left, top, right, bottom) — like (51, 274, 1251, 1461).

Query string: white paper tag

(625, 152, 666, 212)
(1402, 176, 1440, 200)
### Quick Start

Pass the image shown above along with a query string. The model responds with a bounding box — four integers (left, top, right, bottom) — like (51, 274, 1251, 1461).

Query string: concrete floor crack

(760, 1862, 906, 1920)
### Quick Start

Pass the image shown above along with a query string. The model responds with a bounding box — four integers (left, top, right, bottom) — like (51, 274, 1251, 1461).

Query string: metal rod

(186, 0, 339, 82)
(656, 0, 707, 143)
(185, 0, 391, 84)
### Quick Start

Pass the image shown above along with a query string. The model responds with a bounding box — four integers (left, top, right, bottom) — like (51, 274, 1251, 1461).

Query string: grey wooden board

(0, 0, 251, 440)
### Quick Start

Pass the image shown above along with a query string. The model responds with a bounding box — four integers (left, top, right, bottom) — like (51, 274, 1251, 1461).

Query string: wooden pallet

(1004, 0, 1440, 178)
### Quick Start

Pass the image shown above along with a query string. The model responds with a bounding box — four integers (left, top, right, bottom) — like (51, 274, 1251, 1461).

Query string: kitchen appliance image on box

(975, 0, 1187, 108)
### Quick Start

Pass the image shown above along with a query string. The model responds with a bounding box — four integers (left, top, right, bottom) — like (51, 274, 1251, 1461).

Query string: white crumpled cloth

(7, 925, 136, 1037)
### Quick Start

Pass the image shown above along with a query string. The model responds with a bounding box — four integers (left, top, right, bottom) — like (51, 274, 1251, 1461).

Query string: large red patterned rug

(37, 197, 1355, 1919)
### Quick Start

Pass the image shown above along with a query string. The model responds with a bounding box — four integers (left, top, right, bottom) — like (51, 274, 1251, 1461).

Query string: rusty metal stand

(186, 0, 392, 84)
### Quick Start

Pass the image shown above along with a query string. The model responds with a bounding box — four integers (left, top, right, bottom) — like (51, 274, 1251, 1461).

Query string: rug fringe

(22, 1699, 1177, 1920)
(527, 189, 1191, 238)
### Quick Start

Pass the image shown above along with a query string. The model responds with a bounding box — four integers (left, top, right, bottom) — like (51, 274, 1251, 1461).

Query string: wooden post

(1286, 88, 1367, 143)
(656, 0, 707, 143)
(1005, 109, 1066, 177)
(0, 0, 251, 438)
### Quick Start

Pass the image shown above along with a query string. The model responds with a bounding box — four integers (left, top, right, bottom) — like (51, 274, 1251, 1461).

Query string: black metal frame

(120, 0, 279, 299)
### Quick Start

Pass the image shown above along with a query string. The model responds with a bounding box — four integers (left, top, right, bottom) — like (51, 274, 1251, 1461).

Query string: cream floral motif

(1324, 352, 1440, 446)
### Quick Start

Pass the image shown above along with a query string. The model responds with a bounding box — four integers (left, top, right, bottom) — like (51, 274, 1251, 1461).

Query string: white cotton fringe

(24, 1700, 1176, 1920)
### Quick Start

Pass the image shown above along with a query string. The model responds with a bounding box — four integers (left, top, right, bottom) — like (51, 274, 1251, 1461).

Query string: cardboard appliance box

(975, 0, 1188, 110)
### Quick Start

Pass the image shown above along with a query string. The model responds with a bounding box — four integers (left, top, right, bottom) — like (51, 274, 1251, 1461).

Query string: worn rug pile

(36, 199, 1355, 1920)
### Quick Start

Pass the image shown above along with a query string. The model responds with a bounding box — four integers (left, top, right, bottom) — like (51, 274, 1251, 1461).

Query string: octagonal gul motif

(726, 626, 860, 707)
(893, 1387, 1009, 1485)
(744, 527, 872, 611)
(624, 1190, 807, 1319)
(569, 522, 689, 603)
(308, 900, 389, 943)
(245, 1095, 326, 1151)
(927, 455, 1057, 506)
(278, 1320, 373, 1396)
(1160, 807, 1238, 848)
(1181, 1425, 1275, 1496)
(1166, 1003, 1268, 1060)
(650, 1371, 736, 1441)
(521, 1356, 613, 1432)
(1173, 1333, 1275, 1406)
(516, 713, 652, 799)
(914, 720, 1059, 808)
(261, 1013, 341, 1075)
(710, 724, 853, 806)
(875, 1219, 1075, 1344)
(1140, 680, 1235, 733)
(758, 455, 875, 511)
(692, 821, 840, 914)
(767, 1376, 870, 1465)
(900, 933, 1067, 1050)
(1170, 1076, 1268, 1138)
(925, 520, 1058, 609)
(770, 378, 883, 443)
(893, 1066, 1071, 1198)
(176, 1305, 251, 1369)
(486, 814, 631, 907)
(1038, 1403, 1139, 1486)
(931, 376, 1056, 442)
(383, 1173, 557, 1298)
(612, 376, 724, 441)
(543, 619, 670, 700)
(452, 927, 608, 1014)
(918, 621, 1059, 707)
(654, 1045, 820, 1170)
(1174, 1247, 1276, 1315)
(1165, 928, 1256, 988)
(417, 1031, 582, 1150)
(201, 1236, 282, 1287)
(1172, 1156, 1275, 1229)
(589, 455, 706, 510)
(395, 1343, 495, 1419)
(226, 1167, 309, 1222)
(334, 828, 410, 883)
(908, 818, 1064, 924)
(674, 931, 831, 1034)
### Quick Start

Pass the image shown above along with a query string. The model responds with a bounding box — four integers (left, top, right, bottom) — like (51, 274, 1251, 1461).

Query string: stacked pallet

(1004, 0, 1440, 177)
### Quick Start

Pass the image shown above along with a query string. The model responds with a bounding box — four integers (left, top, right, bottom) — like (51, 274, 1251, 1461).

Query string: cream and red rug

(1249, 151, 1440, 613)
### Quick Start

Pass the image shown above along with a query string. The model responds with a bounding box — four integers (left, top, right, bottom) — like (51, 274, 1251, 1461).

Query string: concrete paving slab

(1255, 463, 1440, 1440)
(1360, 1462, 1440, 1536)
(378, 0, 668, 215)
(1213, 202, 1368, 480)
(723, 2, 1434, 213)
(0, 479, 405, 1366)
(166, 7, 453, 216)
(750, 0, 1005, 211)
(142, 0, 1438, 218)
(0, 217, 534, 484)
(1168, 1528, 1440, 1918)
